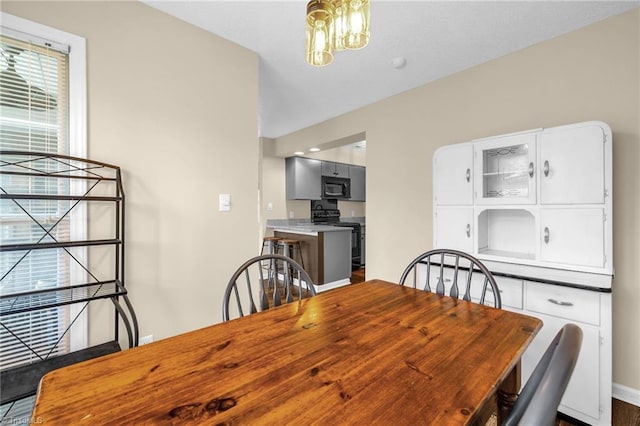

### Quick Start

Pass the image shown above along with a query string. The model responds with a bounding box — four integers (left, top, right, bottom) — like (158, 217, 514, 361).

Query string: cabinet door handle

(466, 224, 471, 238)
(544, 227, 550, 244)
(466, 168, 471, 182)
(543, 160, 550, 177)
(528, 162, 534, 178)
(547, 298, 574, 307)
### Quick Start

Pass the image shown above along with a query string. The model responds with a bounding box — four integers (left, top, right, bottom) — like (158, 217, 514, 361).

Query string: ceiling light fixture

(309, 147, 320, 152)
(305, 0, 370, 67)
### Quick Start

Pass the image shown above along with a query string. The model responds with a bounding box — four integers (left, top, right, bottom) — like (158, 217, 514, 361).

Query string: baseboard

(613, 382, 640, 407)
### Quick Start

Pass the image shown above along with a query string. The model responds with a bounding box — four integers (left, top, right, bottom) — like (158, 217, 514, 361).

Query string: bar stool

(261, 236, 280, 255)
(260, 237, 281, 290)
(277, 239, 307, 302)
(276, 239, 305, 269)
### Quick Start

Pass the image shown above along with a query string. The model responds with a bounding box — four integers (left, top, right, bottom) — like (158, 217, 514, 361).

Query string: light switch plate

(219, 194, 231, 212)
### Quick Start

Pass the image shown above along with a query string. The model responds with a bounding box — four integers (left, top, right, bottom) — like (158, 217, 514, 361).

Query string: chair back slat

(450, 255, 460, 299)
(436, 254, 446, 295)
(399, 248, 501, 309)
(423, 258, 431, 292)
(223, 254, 316, 321)
(463, 267, 472, 302)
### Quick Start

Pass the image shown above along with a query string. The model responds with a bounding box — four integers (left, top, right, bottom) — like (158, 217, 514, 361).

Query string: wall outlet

(139, 335, 154, 345)
(289, 211, 295, 218)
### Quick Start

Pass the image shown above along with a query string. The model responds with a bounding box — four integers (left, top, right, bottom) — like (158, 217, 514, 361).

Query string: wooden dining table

(33, 279, 541, 425)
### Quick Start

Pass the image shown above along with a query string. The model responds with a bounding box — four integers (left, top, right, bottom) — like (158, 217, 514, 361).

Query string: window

(0, 13, 86, 422)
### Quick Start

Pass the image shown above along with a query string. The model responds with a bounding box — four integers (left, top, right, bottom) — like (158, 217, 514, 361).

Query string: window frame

(1, 12, 88, 351)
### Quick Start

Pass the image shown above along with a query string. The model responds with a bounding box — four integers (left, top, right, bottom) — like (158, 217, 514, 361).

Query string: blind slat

(1, 33, 72, 381)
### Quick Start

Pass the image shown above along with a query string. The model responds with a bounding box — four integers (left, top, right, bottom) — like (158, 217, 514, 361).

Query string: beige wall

(3, 1, 260, 342)
(276, 10, 640, 392)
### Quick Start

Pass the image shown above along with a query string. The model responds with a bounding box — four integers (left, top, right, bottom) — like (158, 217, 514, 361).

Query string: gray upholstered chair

(399, 248, 501, 308)
(502, 323, 583, 426)
(222, 254, 315, 322)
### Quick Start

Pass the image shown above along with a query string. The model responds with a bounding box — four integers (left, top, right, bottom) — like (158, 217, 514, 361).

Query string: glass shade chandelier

(306, 0, 370, 67)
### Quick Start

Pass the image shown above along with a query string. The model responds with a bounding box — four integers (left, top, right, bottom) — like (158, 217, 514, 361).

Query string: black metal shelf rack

(0, 151, 139, 406)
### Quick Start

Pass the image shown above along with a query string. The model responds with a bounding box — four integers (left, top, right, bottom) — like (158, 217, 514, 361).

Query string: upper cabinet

(434, 143, 473, 205)
(433, 121, 612, 278)
(539, 124, 606, 205)
(286, 157, 322, 200)
(349, 165, 366, 201)
(322, 161, 350, 178)
(474, 133, 537, 205)
(286, 157, 366, 201)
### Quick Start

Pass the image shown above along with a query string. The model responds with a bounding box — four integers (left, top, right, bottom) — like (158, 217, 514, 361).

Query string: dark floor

(484, 399, 640, 425)
(351, 267, 365, 284)
(555, 399, 640, 425)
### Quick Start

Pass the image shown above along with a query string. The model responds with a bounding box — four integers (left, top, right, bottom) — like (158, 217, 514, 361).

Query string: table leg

(497, 360, 521, 424)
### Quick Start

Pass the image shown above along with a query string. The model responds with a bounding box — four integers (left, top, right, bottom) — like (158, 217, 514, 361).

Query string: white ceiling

(142, 1, 638, 139)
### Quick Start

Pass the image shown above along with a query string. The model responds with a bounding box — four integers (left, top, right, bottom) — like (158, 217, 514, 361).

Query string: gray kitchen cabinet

(321, 161, 350, 178)
(349, 165, 366, 201)
(286, 156, 322, 200)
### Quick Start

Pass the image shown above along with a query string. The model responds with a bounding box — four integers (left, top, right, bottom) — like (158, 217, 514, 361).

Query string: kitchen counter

(267, 223, 350, 235)
(266, 220, 351, 291)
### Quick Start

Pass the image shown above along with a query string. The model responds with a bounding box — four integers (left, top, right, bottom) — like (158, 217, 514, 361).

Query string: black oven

(311, 199, 361, 270)
(322, 176, 350, 199)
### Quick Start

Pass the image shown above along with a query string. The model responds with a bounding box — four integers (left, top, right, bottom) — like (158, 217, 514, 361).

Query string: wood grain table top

(33, 280, 541, 425)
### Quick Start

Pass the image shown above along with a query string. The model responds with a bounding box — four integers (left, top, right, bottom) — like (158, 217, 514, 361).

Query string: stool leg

(295, 242, 305, 269)
(280, 244, 294, 303)
(295, 242, 307, 296)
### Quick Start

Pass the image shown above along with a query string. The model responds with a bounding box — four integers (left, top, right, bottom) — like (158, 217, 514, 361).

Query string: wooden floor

(611, 398, 640, 425)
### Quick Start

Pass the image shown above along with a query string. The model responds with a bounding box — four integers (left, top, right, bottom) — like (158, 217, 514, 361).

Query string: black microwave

(322, 176, 351, 199)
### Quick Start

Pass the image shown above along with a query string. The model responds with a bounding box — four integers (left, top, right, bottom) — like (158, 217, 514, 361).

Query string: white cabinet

(434, 144, 473, 205)
(518, 282, 610, 423)
(433, 121, 613, 425)
(540, 208, 605, 269)
(434, 207, 473, 252)
(474, 133, 537, 205)
(539, 124, 606, 205)
(433, 121, 612, 277)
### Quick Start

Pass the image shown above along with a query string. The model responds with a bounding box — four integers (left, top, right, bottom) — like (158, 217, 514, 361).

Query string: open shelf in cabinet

(477, 208, 536, 260)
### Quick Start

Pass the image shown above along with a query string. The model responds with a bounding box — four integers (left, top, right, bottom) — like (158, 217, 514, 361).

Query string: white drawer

(468, 275, 522, 309)
(525, 282, 600, 325)
(494, 277, 523, 309)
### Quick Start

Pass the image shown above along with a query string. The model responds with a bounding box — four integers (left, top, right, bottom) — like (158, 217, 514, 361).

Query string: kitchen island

(266, 222, 351, 292)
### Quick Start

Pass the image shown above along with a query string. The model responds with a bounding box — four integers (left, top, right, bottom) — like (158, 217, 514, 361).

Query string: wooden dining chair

(222, 254, 316, 322)
(399, 248, 502, 308)
(502, 323, 583, 426)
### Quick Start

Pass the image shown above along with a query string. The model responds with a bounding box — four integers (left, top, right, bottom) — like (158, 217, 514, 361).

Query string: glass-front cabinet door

(474, 133, 537, 204)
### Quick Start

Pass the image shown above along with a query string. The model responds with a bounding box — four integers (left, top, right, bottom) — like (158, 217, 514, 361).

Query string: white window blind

(0, 33, 72, 420)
